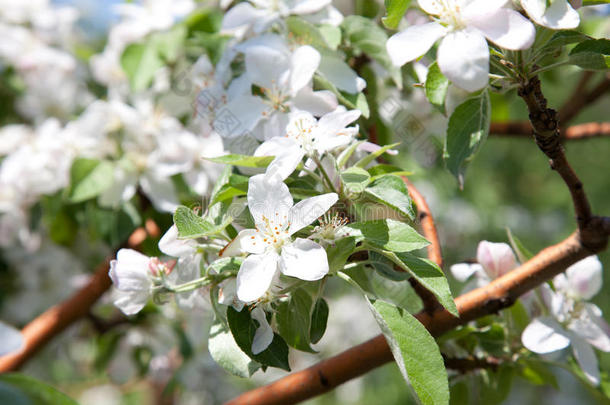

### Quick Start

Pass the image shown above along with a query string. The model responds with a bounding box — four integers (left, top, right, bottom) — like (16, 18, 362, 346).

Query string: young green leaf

(310, 298, 329, 344)
(367, 164, 412, 180)
(425, 62, 449, 114)
(208, 321, 260, 378)
(204, 154, 274, 168)
(369, 300, 449, 405)
(340, 166, 371, 195)
(68, 158, 114, 203)
(173, 205, 231, 239)
(569, 39, 610, 71)
(276, 288, 316, 352)
(286, 16, 335, 50)
(382, 0, 411, 29)
(226, 307, 291, 371)
(444, 90, 491, 187)
(120, 42, 164, 92)
(346, 219, 429, 252)
(364, 175, 415, 220)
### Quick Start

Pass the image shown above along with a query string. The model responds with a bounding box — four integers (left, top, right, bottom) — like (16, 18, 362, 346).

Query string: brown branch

(490, 121, 610, 140)
(559, 74, 610, 124)
(517, 75, 594, 234)
(225, 225, 609, 405)
(0, 219, 160, 372)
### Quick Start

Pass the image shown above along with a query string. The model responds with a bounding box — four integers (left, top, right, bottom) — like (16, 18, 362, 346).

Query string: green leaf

(208, 321, 259, 378)
(337, 140, 364, 168)
(210, 174, 248, 205)
(370, 301, 449, 405)
(370, 251, 409, 281)
(184, 8, 223, 34)
(367, 164, 412, 180)
(326, 237, 357, 273)
(313, 74, 370, 117)
(0, 374, 78, 405)
(364, 175, 415, 220)
(382, 0, 411, 29)
(121, 41, 164, 92)
(506, 228, 534, 263)
(354, 142, 400, 168)
(68, 158, 114, 203)
(582, 0, 610, 5)
(342, 16, 402, 88)
(204, 154, 274, 168)
(286, 16, 335, 50)
(443, 90, 491, 187)
(173, 205, 231, 239)
(319, 24, 341, 50)
(208, 257, 243, 274)
(340, 166, 371, 195)
(226, 307, 291, 371)
(346, 219, 429, 252)
(155, 25, 187, 62)
(310, 298, 329, 344)
(518, 359, 558, 388)
(425, 62, 449, 114)
(380, 251, 459, 316)
(569, 38, 610, 71)
(276, 288, 316, 352)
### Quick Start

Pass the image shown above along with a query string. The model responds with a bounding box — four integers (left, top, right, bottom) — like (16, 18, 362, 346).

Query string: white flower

(223, 173, 338, 302)
(386, 0, 535, 91)
(521, 0, 580, 30)
(0, 321, 24, 356)
(109, 249, 174, 315)
(522, 256, 610, 385)
(450, 240, 517, 288)
(254, 107, 361, 179)
(251, 306, 274, 354)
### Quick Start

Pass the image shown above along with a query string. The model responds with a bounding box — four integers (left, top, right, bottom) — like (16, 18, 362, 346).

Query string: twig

(225, 225, 609, 405)
(490, 121, 610, 140)
(517, 75, 594, 234)
(0, 220, 160, 372)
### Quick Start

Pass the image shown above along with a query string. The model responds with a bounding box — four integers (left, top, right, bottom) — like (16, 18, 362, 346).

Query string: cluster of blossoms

(451, 242, 610, 385)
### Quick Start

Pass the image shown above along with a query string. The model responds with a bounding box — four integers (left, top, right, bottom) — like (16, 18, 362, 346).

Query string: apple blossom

(522, 256, 610, 385)
(386, 0, 536, 91)
(222, 173, 338, 302)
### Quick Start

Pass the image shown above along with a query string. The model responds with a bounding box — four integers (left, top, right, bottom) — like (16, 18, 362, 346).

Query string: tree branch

(0, 220, 160, 372)
(225, 225, 609, 405)
(443, 354, 501, 374)
(559, 74, 610, 124)
(490, 121, 610, 140)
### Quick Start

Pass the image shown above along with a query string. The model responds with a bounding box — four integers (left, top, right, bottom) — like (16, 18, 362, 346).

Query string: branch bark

(0, 220, 160, 372)
(559, 74, 610, 124)
(490, 121, 610, 140)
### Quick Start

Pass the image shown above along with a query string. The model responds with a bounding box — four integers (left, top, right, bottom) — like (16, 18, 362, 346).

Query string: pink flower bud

(476, 241, 517, 280)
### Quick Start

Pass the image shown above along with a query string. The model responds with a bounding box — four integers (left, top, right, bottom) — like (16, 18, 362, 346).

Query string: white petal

(571, 336, 600, 385)
(140, 173, 179, 213)
(476, 241, 517, 280)
(245, 45, 290, 90)
(522, 317, 571, 354)
(318, 55, 364, 94)
(221, 2, 266, 32)
(113, 289, 150, 316)
(317, 108, 361, 136)
(437, 30, 489, 92)
(236, 252, 279, 302)
(468, 8, 535, 50)
(251, 307, 274, 354)
(417, 0, 442, 15)
(564, 255, 602, 300)
(234, 229, 265, 255)
(461, 0, 509, 20)
(216, 95, 269, 137)
(158, 225, 196, 257)
(291, 0, 332, 14)
(288, 193, 338, 235)
(386, 22, 446, 67)
(450, 262, 483, 282)
(290, 46, 321, 96)
(521, 0, 547, 21)
(0, 321, 24, 356)
(255, 137, 305, 180)
(291, 88, 338, 115)
(109, 249, 152, 291)
(530, 0, 580, 30)
(247, 173, 293, 225)
(280, 238, 329, 280)
(569, 304, 610, 352)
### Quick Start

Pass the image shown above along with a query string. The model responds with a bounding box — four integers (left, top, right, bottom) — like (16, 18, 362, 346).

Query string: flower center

(438, 0, 465, 30)
(256, 213, 291, 250)
(286, 116, 317, 154)
(148, 257, 175, 277)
